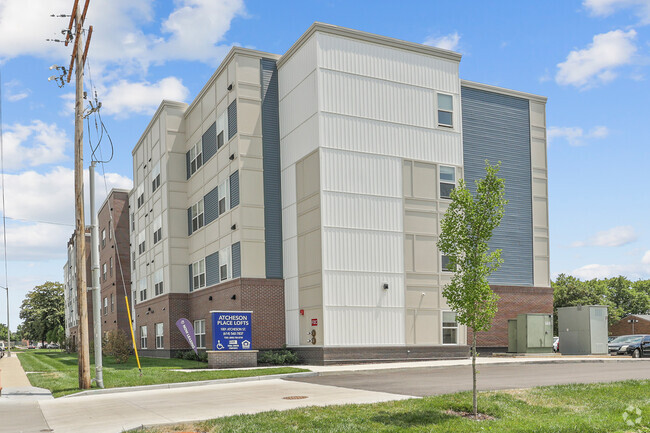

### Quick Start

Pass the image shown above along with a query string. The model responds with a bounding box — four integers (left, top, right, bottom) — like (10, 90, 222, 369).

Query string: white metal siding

(321, 192, 402, 232)
(279, 71, 318, 140)
(322, 227, 403, 274)
(323, 271, 404, 308)
(317, 33, 459, 94)
(279, 35, 318, 100)
(325, 307, 404, 346)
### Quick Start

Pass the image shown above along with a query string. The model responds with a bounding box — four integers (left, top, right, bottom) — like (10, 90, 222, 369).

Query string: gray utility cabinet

(508, 313, 554, 353)
(557, 305, 608, 355)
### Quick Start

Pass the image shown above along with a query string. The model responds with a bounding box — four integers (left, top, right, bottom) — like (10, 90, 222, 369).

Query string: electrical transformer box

(507, 313, 553, 353)
(557, 305, 608, 355)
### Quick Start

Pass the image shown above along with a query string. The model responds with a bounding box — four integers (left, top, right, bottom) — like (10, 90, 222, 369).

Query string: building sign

(175, 318, 198, 355)
(211, 311, 252, 351)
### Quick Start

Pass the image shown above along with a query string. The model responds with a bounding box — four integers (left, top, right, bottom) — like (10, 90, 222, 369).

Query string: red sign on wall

(311, 318, 318, 326)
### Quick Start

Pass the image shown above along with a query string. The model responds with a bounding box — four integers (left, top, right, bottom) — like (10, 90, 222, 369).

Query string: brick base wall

(133, 278, 285, 358)
(609, 316, 650, 337)
(469, 285, 554, 348)
(207, 350, 258, 368)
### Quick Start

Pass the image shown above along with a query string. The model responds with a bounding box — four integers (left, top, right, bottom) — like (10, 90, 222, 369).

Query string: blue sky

(0, 0, 649, 330)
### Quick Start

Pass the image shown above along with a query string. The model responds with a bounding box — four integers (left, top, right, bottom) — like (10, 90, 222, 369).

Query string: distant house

(609, 314, 650, 336)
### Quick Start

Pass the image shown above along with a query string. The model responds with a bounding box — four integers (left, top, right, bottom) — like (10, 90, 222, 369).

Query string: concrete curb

(62, 371, 319, 398)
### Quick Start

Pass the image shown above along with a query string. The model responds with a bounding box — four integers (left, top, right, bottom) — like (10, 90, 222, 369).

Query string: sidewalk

(0, 353, 53, 433)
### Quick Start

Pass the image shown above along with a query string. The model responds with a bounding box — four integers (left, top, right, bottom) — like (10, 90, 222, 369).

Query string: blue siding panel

(228, 100, 237, 139)
(205, 251, 220, 287)
(204, 185, 219, 225)
(232, 242, 241, 278)
(186, 151, 191, 180)
(188, 264, 193, 292)
(230, 171, 239, 209)
(260, 58, 283, 279)
(202, 122, 217, 163)
(187, 207, 192, 236)
(461, 86, 533, 286)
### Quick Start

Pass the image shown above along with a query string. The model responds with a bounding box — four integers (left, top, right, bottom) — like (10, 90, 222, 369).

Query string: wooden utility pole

(66, 0, 92, 389)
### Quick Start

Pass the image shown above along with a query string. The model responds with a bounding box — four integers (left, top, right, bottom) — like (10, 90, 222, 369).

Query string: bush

(258, 348, 299, 365)
(176, 350, 207, 362)
(103, 330, 132, 363)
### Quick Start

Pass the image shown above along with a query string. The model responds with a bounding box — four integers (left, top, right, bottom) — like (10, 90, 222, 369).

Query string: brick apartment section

(98, 190, 132, 337)
(135, 278, 285, 358)
(469, 285, 554, 349)
(609, 315, 650, 337)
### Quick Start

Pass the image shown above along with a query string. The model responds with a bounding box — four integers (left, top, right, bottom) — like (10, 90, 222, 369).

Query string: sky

(0, 0, 649, 331)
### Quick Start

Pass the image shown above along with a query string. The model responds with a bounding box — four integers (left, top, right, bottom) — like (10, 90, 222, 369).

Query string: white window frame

(439, 166, 456, 200)
(192, 259, 206, 290)
(140, 325, 147, 349)
(218, 179, 230, 216)
(194, 319, 206, 349)
(110, 293, 114, 313)
(153, 216, 162, 244)
(441, 254, 452, 273)
(442, 311, 459, 345)
(137, 183, 145, 208)
(138, 230, 146, 255)
(191, 200, 204, 233)
(102, 262, 107, 282)
(151, 162, 161, 192)
(103, 297, 108, 315)
(109, 257, 113, 277)
(101, 229, 106, 248)
(155, 323, 164, 349)
(219, 247, 231, 282)
(217, 110, 228, 149)
(154, 268, 164, 296)
(131, 212, 135, 232)
(108, 221, 112, 240)
(437, 92, 454, 128)
(139, 278, 147, 302)
(189, 142, 203, 176)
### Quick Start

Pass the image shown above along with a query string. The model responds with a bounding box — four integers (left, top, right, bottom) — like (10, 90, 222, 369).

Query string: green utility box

(507, 313, 554, 353)
(557, 305, 608, 355)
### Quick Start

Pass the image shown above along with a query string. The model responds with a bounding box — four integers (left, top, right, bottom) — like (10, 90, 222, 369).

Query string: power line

(3, 216, 75, 227)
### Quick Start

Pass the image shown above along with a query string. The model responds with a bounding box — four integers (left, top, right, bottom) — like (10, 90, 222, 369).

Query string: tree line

(553, 274, 650, 328)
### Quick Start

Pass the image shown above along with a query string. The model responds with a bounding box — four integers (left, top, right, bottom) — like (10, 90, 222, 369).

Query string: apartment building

(64, 189, 133, 344)
(128, 23, 551, 362)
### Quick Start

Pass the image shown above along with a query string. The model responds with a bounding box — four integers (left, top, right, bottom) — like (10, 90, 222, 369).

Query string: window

(108, 221, 112, 240)
(217, 111, 228, 149)
(442, 311, 458, 344)
(151, 162, 161, 192)
(131, 213, 135, 232)
(194, 319, 206, 349)
(218, 179, 230, 216)
(110, 293, 114, 313)
(132, 251, 136, 271)
(102, 263, 107, 282)
(139, 278, 147, 302)
(153, 216, 162, 244)
(103, 297, 108, 315)
(101, 229, 106, 248)
(189, 142, 203, 176)
(138, 230, 146, 255)
(440, 166, 456, 199)
(155, 323, 164, 349)
(109, 257, 113, 277)
(191, 200, 204, 233)
(154, 268, 164, 296)
(219, 247, 231, 282)
(437, 93, 453, 127)
(140, 326, 147, 349)
(137, 183, 145, 208)
(192, 259, 206, 290)
(441, 255, 453, 272)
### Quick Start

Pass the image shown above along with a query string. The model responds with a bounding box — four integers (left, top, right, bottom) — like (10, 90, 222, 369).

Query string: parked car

(608, 335, 650, 358)
(553, 336, 559, 352)
(46, 343, 60, 349)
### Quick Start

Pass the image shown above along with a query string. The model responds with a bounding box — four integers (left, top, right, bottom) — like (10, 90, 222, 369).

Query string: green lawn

(140, 380, 650, 433)
(18, 350, 308, 398)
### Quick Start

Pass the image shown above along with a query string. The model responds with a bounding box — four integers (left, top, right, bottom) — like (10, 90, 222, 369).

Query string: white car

(553, 336, 559, 352)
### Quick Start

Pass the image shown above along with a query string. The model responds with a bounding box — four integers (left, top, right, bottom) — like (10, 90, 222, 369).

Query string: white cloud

(584, 0, 650, 24)
(1, 166, 132, 225)
(571, 225, 639, 247)
(0, 222, 72, 261)
(643, 250, 650, 264)
(423, 32, 461, 51)
(1, 121, 69, 170)
(556, 29, 637, 88)
(547, 125, 609, 146)
(101, 77, 190, 117)
(572, 261, 650, 280)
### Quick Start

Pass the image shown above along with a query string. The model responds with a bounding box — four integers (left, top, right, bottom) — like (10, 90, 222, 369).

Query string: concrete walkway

(0, 354, 54, 433)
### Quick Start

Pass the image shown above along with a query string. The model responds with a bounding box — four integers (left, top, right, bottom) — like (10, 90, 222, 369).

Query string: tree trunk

(472, 330, 477, 418)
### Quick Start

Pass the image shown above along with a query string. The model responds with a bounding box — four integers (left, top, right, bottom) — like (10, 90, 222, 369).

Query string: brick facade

(468, 285, 554, 349)
(134, 277, 285, 358)
(609, 315, 650, 337)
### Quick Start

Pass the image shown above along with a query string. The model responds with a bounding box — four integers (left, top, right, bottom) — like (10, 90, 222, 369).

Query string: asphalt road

(290, 360, 650, 397)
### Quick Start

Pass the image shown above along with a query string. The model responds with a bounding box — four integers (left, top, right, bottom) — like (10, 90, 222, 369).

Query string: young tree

(437, 161, 507, 418)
